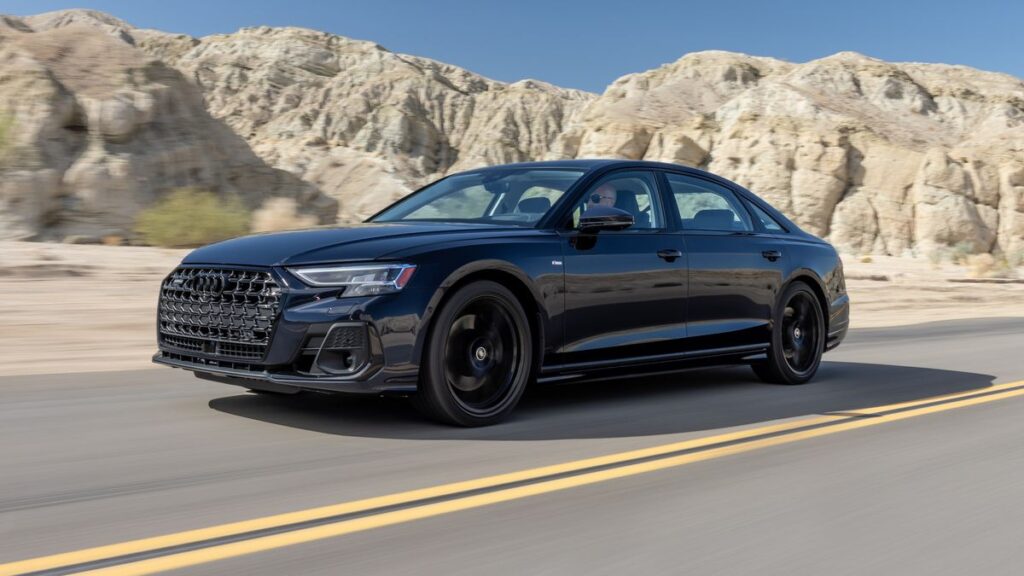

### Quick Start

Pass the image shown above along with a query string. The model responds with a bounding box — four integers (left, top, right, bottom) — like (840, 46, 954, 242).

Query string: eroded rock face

(154, 26, 594, 221)
(556, 51, 1024, 256)
(0, 13, 335, 241)
(4, 10, 1023, 257)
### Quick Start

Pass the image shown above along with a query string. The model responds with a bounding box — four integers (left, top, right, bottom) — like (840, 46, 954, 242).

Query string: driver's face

(588, 185, 617, 208)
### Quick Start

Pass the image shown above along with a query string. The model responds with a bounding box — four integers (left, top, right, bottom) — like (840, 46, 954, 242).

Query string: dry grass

(135, 188, 250, 247)
(967, 253, 996, 278)
(251, 197, 318, 233)
(965, 253, 1019, 279)
(0, 111, 11, 161)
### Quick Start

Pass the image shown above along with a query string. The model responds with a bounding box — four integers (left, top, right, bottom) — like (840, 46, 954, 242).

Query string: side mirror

(579, 205, 634, 233)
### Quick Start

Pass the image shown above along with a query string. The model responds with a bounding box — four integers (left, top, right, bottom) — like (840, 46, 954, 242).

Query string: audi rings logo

(185, 272, 228, 299)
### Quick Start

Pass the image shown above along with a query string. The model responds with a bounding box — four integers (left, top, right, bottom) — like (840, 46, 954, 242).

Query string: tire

(413, 280, 533, 426)
(752, 281, 825, 385)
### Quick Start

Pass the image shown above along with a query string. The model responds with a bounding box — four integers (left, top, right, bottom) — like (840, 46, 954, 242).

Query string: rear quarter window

(747, 201, 788, 233)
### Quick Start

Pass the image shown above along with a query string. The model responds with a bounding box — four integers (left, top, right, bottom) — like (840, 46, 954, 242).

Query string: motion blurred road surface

(2, 318, 1023, 574)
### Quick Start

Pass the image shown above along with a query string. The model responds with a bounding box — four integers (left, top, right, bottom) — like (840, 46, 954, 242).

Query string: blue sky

(4, 0, 1022, 93)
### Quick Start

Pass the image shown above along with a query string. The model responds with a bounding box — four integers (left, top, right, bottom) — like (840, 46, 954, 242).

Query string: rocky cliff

(143, 24, 594, 222)
(2, 9, 1022, 257)
(555, 51, 1024, 256)
(0, 11, 335, 240)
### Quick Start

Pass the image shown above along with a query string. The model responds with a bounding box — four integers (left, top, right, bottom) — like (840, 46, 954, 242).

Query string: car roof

(466, 158, 720, 178)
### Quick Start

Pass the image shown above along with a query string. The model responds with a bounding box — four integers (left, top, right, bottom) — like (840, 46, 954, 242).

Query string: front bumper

(154, 264, 428, 395)
(152, 351, 418, 394)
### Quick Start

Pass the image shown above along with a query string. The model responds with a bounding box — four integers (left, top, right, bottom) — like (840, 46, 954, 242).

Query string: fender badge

(551, 260, 563, 266)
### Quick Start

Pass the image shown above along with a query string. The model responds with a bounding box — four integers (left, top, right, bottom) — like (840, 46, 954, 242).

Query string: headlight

(288, 263, 417, 296)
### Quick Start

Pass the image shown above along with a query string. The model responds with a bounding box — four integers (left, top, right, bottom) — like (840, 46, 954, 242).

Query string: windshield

(371, 168, 586, 226)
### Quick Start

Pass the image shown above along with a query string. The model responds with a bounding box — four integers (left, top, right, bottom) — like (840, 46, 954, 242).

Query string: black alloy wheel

(415, 281, 533, 426)
(752, 281, 825, 385)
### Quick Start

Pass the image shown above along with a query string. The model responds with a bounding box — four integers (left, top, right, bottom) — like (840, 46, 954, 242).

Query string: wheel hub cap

(443, 296, 523, 413)
(781, 292, 820, 374)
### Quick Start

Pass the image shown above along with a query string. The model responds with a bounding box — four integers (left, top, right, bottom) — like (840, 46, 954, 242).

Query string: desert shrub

(1007, 250, 1024, 269)
(990, 255, 1018, 279)
(251, 197, 318, 232)
(0, 112, 12, 164)
(966, 253, 995, 278)
(135, 188, 250, 248)
(858, 255, 873, 264)
(950, 241, 974, 265)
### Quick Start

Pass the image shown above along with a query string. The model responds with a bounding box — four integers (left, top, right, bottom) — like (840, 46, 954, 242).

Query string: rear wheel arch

(784, 272, 830, 333)
(754, 279, 826, 385)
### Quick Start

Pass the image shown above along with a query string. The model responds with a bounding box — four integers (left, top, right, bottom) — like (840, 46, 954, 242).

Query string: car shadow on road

(207, 361, 997, 441)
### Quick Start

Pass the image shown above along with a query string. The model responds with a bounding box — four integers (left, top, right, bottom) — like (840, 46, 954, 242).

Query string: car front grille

(158, 267, 281, 361)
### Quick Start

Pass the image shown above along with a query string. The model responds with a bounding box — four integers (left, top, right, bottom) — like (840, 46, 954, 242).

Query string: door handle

(657, 248, 683, 262)
(762, 249, 782, 262)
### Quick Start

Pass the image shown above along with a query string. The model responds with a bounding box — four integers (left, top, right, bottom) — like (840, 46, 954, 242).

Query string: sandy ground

(1, 241, 1021, 377)
(0, 242, 187, 377)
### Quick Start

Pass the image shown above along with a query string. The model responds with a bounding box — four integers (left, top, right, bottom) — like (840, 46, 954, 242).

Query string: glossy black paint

(154, 160, 850, 394)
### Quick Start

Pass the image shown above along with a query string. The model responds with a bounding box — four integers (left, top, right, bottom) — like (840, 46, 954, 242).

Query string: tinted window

(373, 168, 585, 226)
(569, 171, 664, 230)
(514, 185, 564, 216)
(747, 201, 787, 232)
(665, 174, 752, 232)
(404, 185, 492, 220)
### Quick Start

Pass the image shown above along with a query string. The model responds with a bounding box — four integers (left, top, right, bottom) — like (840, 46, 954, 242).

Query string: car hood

(182, 222, 530, 267)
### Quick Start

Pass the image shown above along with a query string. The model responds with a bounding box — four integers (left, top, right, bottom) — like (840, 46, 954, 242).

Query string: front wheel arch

(413, 279, 535, 426)
(417, 264, 544, 383)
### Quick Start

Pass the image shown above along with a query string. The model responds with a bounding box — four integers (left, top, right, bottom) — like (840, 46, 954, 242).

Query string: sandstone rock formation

(151, 25, 594, 222)
(0, 12, 335, 241)
(556, 51, 1024, 257)
(3, 9, 1022, 257)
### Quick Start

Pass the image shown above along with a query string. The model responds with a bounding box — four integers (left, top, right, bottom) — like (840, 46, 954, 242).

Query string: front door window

(569, 171, 665, 231)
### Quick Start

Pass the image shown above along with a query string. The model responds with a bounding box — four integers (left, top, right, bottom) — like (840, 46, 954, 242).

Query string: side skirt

(537, 343, 769, 384)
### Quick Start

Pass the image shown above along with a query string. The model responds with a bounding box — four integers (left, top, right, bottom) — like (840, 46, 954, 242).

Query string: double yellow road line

(6, 379, 1024, 576)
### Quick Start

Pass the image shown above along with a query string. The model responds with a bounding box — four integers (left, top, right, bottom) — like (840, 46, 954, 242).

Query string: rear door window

(665, 173, 752, 232)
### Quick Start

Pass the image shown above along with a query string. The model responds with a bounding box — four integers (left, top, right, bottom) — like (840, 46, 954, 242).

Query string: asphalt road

(2, 317, 1023, 575)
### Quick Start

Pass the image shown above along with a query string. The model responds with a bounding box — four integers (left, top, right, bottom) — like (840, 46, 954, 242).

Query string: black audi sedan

(154, 160, 849, 426)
